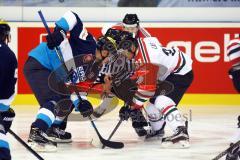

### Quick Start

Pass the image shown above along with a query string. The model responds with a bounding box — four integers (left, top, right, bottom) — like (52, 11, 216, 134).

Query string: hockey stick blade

(99, 136, 124, 149)
(102, 119, 123, 149)
(89, 116, 124, 149)
(212, 140, 240, 160)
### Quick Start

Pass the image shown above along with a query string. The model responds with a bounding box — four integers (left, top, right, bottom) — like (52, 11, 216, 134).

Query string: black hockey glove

(77, 100, 93, 117)
(130, 109, 148, 128)
(129, 109, 148, 137)
(119, 106, 131, 121)
(0, 108, 15, 133)
(46, 26, 66, 50)
(226, 143, 240, 160)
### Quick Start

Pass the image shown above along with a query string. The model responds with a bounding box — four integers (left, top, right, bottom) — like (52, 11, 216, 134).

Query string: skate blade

(47, 137, 72, 143)
(28, 142, 57, 152)
(144, 136, 163, 142)
(161, 140, 190, 149)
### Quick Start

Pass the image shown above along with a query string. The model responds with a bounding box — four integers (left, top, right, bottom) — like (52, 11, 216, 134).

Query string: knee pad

(154, 95, 176, 112)
(145, 103, 162, 122)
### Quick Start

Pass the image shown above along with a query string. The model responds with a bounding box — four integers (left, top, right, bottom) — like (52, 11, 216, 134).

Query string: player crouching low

(23, 11, 119, 152)
(124, 36, 193, 148)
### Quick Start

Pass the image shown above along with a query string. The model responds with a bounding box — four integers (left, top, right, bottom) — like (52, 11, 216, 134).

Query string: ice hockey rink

(8, 104, 240, 160)
(1, 1, 240, 160)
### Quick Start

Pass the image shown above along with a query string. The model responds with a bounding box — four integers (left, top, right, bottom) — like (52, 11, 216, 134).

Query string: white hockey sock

(132, 89, 154, 109)
(145, 103, 165, 131)
(150, 119, 165, 131)
(162, 105, 185, 133)
(154, 95, 185, 133)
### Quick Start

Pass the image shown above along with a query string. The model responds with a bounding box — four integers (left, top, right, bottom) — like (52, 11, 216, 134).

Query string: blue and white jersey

(0, 42, 17, 112)
(29, 11, 96, 72)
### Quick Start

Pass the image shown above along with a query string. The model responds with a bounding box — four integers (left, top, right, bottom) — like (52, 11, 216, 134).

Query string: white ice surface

(8, 105, 240, 160)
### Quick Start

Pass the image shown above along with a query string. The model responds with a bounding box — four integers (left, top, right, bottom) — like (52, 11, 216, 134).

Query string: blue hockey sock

(32, 101, 55, 132)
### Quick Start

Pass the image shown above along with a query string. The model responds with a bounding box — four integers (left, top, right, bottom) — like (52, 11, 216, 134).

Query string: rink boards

(7, 22, 240, 107)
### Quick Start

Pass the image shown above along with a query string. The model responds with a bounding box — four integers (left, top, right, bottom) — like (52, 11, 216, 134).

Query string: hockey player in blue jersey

(23, 11, 121, 152)
(23, 11, 98, 152)
(0, 20, 17, 160)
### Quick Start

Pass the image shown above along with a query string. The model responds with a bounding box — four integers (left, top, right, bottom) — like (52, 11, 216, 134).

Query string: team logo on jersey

(70, 66, 86, 83)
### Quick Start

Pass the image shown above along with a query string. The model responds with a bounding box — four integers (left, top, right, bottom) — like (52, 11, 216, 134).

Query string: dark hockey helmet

(122, 14, 139, 27)
(118, 31, 138, 51)
(96, 36, 117, 54)
(105, 28, 122, 41)
(0, 19, 10, 42)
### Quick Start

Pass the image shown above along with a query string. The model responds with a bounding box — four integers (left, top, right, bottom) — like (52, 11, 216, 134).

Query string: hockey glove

(129, 109, 148, 137)
(0, 108, 15, 133)
(226, 143, 240, 160)
(77, 100, 93, 117)
(130, 109, 148, 128)
(119, 106, 131, 121)
(46, 26, 66, 50)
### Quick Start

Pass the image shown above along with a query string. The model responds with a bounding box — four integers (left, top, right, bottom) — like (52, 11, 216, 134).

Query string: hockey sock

(145, 103, 165, 131)
(155, 95, 185, 133)
(0, 103, 10, 112)
(32, 101, 56, 132)
(131, 89, 154, 109)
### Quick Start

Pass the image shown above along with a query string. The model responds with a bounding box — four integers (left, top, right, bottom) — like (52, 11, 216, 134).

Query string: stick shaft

(102, 119, 122, 149)
(8, 129, 44, 160)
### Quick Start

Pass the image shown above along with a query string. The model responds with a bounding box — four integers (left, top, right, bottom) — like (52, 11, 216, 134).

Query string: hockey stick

(212, 140, 240, 160)
(8, 129, 44, 160)
(102, 119, 123, 149)
(38, 10, 123, 149)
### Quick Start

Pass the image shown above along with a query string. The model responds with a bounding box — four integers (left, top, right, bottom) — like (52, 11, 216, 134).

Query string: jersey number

(162, 48, 176, 56)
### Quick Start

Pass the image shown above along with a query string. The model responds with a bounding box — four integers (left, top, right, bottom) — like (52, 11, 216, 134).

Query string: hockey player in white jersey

(225, 38, 240, 160)
(102, 13, 151, 38)
(227, 37, 240, 93)
(125, 36, 194, 148)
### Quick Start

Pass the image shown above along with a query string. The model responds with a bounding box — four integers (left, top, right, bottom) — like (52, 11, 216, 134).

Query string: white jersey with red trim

(135, 37, 192, 81)
(227, 38, 240, 66)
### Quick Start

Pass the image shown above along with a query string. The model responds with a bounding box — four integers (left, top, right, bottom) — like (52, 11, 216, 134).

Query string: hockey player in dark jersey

(0, 20, 17, 160)
(24, 11, 122, 152)
(23, 11, 109, 152)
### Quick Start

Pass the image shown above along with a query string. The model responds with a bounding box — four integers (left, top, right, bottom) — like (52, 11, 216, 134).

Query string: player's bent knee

(145, 103, 162, 122)
(154, 95, 176, 111)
